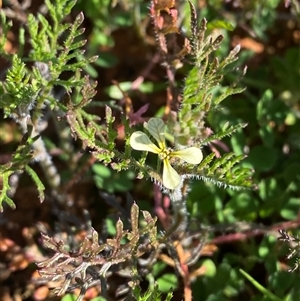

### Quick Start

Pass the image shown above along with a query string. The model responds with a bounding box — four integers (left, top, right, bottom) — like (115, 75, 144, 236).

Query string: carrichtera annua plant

(0, 0, 252, 209)
(0, 0, 255, 299)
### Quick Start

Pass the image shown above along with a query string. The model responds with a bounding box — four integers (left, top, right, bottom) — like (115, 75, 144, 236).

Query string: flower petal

(147, 118, 166, 149)
(171, 147, 203, 164)
(130, 131, 160, 153)
(162, 159, 181, 190)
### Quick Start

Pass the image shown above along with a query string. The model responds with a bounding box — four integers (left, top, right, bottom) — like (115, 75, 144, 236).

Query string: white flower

(130, 118, 203, 189)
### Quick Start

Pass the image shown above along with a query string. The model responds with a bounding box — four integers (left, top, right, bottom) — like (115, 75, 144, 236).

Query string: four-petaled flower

(130, 118, 203, 190)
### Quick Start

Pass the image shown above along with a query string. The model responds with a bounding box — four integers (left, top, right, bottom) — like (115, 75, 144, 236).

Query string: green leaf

(114, 12, 134, 27)
(207, 20, 235, 31)
(245, 145, 278, 172)
(202, 259, 217, 277)
(151, 262, 167, 277)
(283, 163, 300, 185)
(280, 198, 300, 220)
(224, 192, 259, 218)
(25, 165, 45, 202)
(95, 52, 118, 68)
(0, 171, 16, 211)
(258, 235, 276, 258)
(259, 125, 275, 147)
(258, 178, 278, 201)
(239, 269, 283, 301)
(269, 271, 294, 296)
(157, 274, 178, 293)
(206, 293, 228, 301)
(93, 164, 134, 193)
(92, 164, 112, 178)
(105, 218, 116, 236)
(257, 89, 273, 122)
(230, 130, 246, 155)
(61, 294, 77, 301)
(106, 82, 132, 99)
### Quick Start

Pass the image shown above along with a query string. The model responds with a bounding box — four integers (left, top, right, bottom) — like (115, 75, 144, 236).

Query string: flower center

(158, 148, 172, 161)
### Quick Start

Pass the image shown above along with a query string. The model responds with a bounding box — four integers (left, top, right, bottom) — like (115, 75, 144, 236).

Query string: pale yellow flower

(130, 118, 203, 190)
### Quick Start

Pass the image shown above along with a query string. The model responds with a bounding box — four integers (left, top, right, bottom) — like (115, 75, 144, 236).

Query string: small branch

(211, 220, 300, 245)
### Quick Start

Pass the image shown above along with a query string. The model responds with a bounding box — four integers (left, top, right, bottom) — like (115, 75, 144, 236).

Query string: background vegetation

(0, 0, 299, 301)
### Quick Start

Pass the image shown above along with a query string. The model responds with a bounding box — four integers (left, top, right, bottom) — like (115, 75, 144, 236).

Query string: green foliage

(0, 128, 44, 210)
(0, 55, 39, 118)
(92, 163, 135, 193)
(132, 284, 173, 301)
(0, 0, 97, 209)
(239, 269, 283, 301)
(250, 0, 281, 40)
(61, 294, 77, 301)
(155, 274, 178, 294)
(183, 1, 300, 298)
(75, 0, 148, 75)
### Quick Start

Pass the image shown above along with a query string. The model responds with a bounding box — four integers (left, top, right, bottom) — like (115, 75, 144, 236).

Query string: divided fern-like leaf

(173, 1, 254, 190)
(0, 130, 43, 209)
(1, 55, 39, 118)
(201, 123, 248, 145)
(0, 0, 99, 210)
